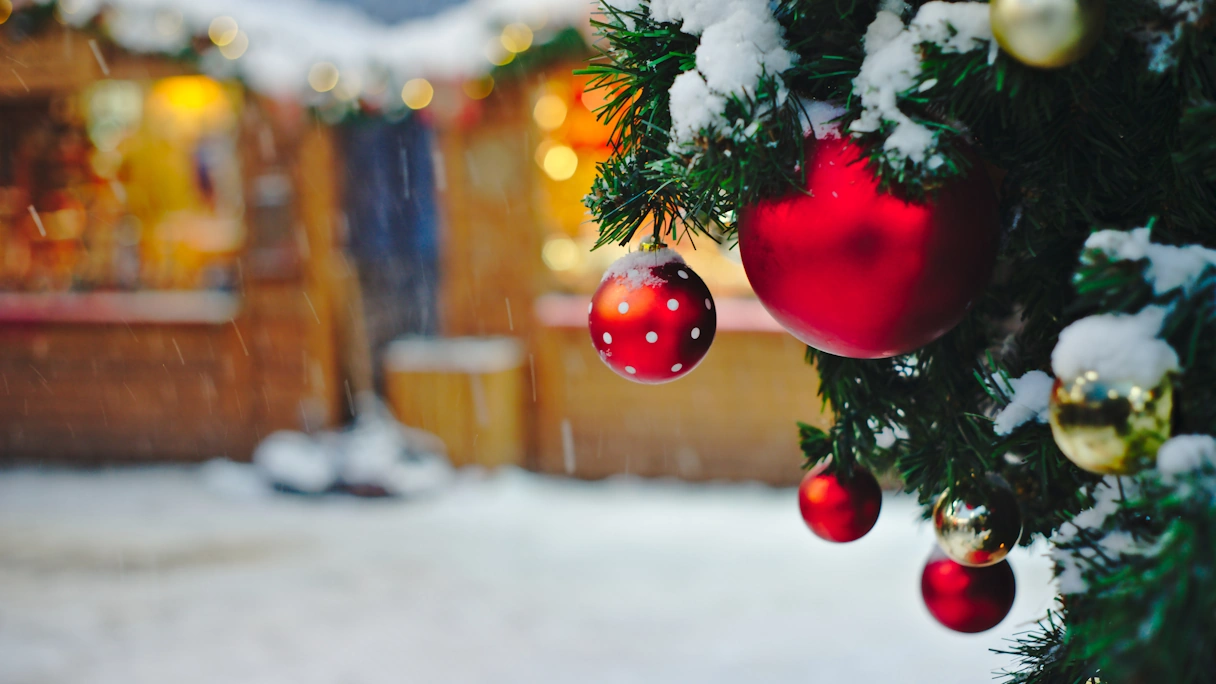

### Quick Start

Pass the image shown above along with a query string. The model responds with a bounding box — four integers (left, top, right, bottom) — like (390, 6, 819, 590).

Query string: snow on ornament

(737, 136, 999, 358)
(589, 243, 716, 383)
(1048, 306, 1177, 475)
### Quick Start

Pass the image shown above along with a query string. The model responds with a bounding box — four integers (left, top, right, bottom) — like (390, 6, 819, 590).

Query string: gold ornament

(990, 0, 1105, 69)
(932, 487, 1023, 568)
(1048, 372, 1173, 475)
(0, 0, 12, 25)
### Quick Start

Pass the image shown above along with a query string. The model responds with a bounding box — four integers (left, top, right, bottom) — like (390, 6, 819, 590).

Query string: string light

(208, 17, 239, 47)
(308, 62, 340, 93)
(401, 79, 434, 110)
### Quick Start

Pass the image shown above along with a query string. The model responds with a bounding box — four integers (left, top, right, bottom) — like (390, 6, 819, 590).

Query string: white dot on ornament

(667, 299, 679, 311)
(671, 363, 682, 373)
(588, 302, 592, 313)
(646, 331, 657, 343)
(831, 191, 838, 198)
(603, 332, 612, 344)
(704, 298, 711, 310)
(677, 270, 688, 279)
(618, 302, 629, 314)
(625, 366, 636, 374)
(691, 327, 700, 339)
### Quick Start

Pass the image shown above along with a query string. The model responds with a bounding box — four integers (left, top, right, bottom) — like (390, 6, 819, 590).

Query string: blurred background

(0, 1, 1053, 682)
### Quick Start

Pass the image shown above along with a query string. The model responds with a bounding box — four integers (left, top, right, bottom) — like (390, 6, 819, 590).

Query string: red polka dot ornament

(589, 242, 716, 384)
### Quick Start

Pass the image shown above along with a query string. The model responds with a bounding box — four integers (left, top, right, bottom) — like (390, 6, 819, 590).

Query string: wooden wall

(532, 325, 829, 485)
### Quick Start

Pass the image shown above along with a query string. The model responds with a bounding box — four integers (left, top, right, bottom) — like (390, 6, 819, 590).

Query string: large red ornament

(797, 465, 882, 543)
(589, 247, 716, 383)
(921, 552, 1017, 633)
(738, 136, 1000, 359)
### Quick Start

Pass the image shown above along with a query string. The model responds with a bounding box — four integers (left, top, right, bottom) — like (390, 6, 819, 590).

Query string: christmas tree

(579, 0, 1216, 680)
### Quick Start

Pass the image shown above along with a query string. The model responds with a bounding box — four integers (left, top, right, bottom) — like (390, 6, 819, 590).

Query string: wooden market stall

(0, 25, 351, 462)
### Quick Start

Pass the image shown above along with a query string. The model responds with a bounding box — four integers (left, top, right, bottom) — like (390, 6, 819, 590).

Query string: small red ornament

(921, 552, 1017, 633)
(797, 465, 882, 543)
(738, 136, 1000, 358)
(589, 246, 716, 383)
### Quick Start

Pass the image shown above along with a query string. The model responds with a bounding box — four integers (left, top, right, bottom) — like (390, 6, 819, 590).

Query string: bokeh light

(219, 31, 248, 60)
(401, 79, 434, 110)
(485, 40, 515, 67)
(542, 236, 580, 271)
(500, 23, 534, 53)
(308, 62, 340, 93)
(208, 17, 239, 47)
(541, 144, 578, 181)
(533, 95, 567, 131)
(0, 0, 13, 26)
(462, 76, 495, 100)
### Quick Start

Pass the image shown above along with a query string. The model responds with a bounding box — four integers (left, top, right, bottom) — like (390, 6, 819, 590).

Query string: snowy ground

(0, 467, 1055, 684)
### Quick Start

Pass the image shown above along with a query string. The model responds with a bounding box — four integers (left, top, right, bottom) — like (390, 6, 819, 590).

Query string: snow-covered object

(646, 0, 795, 148)
(1051, 306, 1179, 389)
(52, 0, 591, 97)
(385, 336, 524, 374)
(1156, 434, 1216, 478)
(1141, 0, 1209, 72)
(340, 394, 454, 497)
(801, 100, 846, 140)
(991, 370, 1053, 436)
(850, 2, 994, 166)
(1051, 476, 1143, 594)
(1085, 227, 1216, 295)
(253, 430, 341, 494)
(599, 247, 685, 290)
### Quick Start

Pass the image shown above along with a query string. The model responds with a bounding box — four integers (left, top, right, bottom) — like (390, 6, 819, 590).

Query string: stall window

(0, 75, 243, 293)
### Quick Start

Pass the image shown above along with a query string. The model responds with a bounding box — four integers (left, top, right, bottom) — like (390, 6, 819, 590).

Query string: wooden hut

(0, 18, 351, 462)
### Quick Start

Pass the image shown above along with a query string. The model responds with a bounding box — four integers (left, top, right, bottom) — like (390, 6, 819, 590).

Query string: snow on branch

(1085, 227, 1216, 295)
(850, 1, 994, 167)
(643, 0, 794, 149)
(1051, 306, 1179, 389)
(991, 370, 1053, 436)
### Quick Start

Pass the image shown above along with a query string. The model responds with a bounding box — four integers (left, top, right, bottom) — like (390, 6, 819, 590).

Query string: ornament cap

(639, 235, 668, 252)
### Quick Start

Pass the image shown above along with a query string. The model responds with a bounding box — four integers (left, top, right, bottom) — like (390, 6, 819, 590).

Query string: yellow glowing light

(154, 9, 183, 36)
(208, 16, 239, 47)
(401, 79, 434, 110)
(462, 75, 495, 100)
(59, 0, 82, 14)
(0, 0, 13, 25)
(542, 236, 580, 271)
(500, 23, 534, 53)
(219, 31, 248, 60)
(542, 145, 578, 181)
(308, 62, 340, 93)
(533, 94, 567, 131)
(147, 76, 235, 140)
(485, 40, 515, 67)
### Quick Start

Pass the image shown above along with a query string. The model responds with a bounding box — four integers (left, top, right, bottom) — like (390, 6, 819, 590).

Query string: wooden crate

(383, 337, 525, 468)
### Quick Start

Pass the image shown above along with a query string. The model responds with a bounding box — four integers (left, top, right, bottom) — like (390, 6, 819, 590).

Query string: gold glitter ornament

(932, 486, 1023, 568)
(990, 0, 1105, 69)
(1048, 371, 1173, 475)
